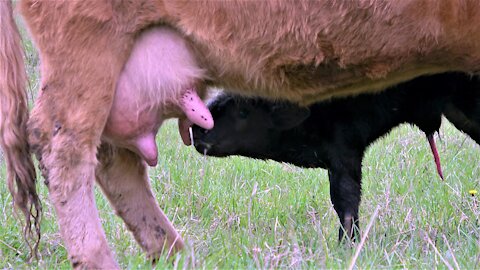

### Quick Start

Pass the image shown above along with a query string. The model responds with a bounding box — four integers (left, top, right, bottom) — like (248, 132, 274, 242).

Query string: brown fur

(2, 0, 480, 267)
(167, 0, 480, 105)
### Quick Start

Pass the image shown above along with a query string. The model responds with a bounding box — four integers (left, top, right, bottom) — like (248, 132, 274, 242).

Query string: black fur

(193, 72, 480, 241)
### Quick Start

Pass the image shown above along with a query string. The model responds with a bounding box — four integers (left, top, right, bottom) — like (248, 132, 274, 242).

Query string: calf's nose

(194, 141, 212, 155)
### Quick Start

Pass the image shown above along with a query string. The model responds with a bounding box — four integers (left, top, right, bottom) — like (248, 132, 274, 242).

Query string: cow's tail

(0, 0, 41, 259)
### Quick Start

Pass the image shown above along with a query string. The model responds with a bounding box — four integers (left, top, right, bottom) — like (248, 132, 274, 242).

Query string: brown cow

(1, 1, 213, 268)
(2, 0, 480, 268)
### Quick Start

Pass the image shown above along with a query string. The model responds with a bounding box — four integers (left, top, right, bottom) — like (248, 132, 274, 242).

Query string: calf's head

(192, 94, 310, 157)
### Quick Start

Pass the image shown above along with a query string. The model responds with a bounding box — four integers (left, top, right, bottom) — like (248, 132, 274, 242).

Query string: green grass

(2, 121, 479, 269)
(1, 18, 479, 269)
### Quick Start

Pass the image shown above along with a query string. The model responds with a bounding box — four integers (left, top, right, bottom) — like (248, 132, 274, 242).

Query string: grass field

(1, 17, 479, 269)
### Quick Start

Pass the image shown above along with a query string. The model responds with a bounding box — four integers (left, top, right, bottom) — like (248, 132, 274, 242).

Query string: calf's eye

(238, 109, 249, 118)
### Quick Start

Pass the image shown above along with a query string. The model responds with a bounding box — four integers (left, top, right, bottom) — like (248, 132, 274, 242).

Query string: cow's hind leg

(96, 143, 184, 260)
(28, 84, 121, 268)
(39, 144, 118, 268)
(28, 75, 123, 268)
(24, 11, 132, 270)
(20, 0, 177, 267)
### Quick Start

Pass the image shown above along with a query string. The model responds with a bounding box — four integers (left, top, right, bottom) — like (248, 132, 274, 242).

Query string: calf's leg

(444, 103, 480, 145)
(328, 158, 362, 242)
(96, 144, 184, 260)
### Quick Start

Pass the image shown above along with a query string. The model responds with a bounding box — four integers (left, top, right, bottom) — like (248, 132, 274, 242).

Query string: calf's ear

(270, 104, 310, 130)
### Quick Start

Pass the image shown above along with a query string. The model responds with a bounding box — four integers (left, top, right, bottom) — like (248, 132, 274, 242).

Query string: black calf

(193, 72, 480, 241)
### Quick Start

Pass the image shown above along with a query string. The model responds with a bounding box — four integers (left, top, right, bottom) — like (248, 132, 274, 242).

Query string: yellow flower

(469, 189, 478, 196)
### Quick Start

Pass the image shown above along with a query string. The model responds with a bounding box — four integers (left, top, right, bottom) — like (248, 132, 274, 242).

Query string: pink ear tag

(180, 88, 214, 129)
(178, 88, 214, 145)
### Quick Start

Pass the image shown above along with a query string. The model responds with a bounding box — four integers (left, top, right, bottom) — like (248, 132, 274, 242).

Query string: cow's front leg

(96, 144, 184, 261)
